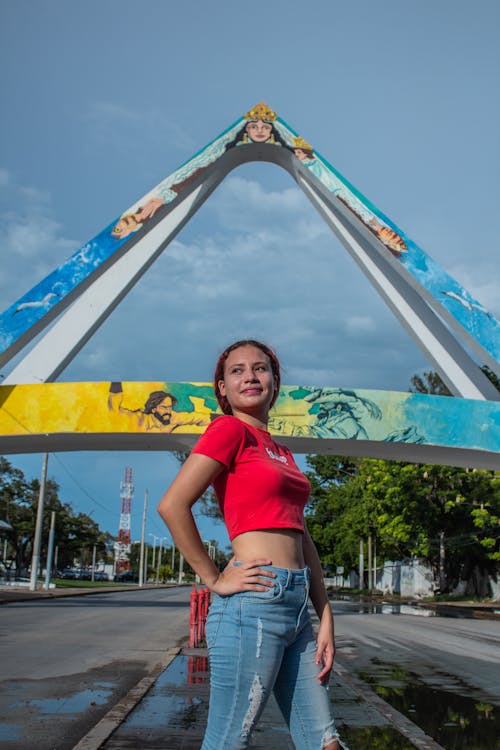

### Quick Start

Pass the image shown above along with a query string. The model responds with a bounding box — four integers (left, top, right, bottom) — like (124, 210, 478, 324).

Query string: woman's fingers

(315, 643, 334, 685)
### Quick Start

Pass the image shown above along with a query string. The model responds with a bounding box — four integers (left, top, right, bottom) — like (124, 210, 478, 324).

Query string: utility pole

(155, 538, 164, 584)
(44, 511, 56, 591)
(138, 490, 148, 587)
(30, 453, 49, 591)
(91, 544, 96, 582)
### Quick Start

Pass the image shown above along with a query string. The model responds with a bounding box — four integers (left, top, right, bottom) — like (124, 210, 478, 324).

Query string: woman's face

(245, 119, 273, 143)
(218, 345, 276, 417)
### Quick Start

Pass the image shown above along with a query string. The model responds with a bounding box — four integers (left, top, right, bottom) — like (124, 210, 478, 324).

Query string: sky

(0, 0, 499, 552)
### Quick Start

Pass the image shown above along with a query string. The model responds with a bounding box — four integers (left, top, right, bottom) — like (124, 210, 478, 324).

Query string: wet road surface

(0, 586, 190, 749)
(333, 598, 500, 749)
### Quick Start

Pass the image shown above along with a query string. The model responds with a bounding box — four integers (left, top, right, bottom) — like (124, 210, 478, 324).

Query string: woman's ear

(218, 379, 226, 397)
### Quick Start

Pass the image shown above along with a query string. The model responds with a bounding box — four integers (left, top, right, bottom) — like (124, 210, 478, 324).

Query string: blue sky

(1, 0, 499, 551)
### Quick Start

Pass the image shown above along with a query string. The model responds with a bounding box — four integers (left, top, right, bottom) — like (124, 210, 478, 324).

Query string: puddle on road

(331, 596, 498, 619)
(334, 600, 437, 617)
(26, 685, 113, 714)
(359, 659, 500, 749)
(8, 682, 114, 717)
(0, 724, 21, 741)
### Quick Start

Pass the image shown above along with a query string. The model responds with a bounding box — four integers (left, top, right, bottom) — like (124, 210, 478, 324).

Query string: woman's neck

(231, 409, 269, 431)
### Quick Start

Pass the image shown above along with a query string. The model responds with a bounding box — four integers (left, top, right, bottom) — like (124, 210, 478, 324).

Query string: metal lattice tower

(114, 466, 134, 574)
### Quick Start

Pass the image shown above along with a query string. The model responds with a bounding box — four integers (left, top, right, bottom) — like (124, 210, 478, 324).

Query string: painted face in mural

(153, 396, 174, 425)
(112, 214, 141, 240)
(245, 119, 273, 143)
(294, 148, 314, 161)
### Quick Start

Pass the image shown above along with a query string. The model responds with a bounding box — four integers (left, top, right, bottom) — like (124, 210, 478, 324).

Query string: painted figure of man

(108, 382, 210, 433)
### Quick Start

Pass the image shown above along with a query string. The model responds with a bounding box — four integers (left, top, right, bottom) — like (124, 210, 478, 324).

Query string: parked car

(60, 568, 78, 579)
(114, 570, 138, 583)
(94, 571, 109, 581)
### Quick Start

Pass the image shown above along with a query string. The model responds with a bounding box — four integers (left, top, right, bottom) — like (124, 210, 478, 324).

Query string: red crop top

(191, 415, 310, 541)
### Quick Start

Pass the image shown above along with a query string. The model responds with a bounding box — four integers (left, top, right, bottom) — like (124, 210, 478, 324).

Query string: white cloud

(0, 173, 78, 307)
(0, 168, 10, 187)
(60, 175, 427, 392)
(345, 316, 376, 333)
(83, 102, 197, 157)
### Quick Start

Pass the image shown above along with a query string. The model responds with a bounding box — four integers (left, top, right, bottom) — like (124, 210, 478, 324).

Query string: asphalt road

(0, 586, 191, 750)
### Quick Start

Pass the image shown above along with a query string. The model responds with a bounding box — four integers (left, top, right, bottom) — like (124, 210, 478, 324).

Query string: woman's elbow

(157, 492, 174, 525)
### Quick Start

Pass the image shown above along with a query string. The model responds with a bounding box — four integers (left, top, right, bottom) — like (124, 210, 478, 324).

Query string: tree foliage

(0, 456, 113, 577)
(305, 454, 499, 594)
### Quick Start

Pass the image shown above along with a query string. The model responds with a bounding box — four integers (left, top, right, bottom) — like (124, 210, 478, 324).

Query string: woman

(157, 339, 341, 750)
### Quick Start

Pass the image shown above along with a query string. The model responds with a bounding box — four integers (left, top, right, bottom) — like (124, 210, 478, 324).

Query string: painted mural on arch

(1, 102, 499, 367)
(0, 382, 499, 460)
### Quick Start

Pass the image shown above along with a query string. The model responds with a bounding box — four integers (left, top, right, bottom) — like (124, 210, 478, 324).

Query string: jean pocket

(240, 579, 284, 603)
(206, 596, 228, 650)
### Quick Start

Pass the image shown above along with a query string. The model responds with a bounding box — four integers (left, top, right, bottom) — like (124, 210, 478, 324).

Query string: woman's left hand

(315, 612, 335, 685)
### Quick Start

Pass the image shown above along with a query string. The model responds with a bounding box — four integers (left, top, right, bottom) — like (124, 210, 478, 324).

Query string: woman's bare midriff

(232, 529, 305, 569)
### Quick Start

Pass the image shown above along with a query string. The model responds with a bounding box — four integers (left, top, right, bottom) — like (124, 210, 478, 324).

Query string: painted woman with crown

(224, 102, 290, 150)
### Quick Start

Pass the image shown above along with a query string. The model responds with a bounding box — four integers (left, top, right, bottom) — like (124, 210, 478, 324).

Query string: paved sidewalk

(85, 646, 443, 750)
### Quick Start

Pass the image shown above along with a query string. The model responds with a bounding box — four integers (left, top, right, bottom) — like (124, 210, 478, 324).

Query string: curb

(70, 647, 181, 750)
(0, 583, 174, 605)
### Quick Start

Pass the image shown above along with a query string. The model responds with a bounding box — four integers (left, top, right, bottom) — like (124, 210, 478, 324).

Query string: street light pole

(155, 537, 167, 584)
(149, 533, 158, 569)
(138, 490, 148, 587)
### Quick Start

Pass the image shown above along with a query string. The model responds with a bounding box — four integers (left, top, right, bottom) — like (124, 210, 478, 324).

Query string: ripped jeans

(202, 566, 339, 750)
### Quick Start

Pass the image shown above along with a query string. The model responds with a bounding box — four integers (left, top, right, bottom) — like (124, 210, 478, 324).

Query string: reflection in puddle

(341, 726, 416, 749)
(359, 660, 500, 749)
(187, 655, 209, 684)
(331, 596, 498, 620)
(124, 656, 208, 731)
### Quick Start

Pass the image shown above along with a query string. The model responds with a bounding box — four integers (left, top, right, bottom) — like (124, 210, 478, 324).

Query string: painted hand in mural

(302, 387, 382, 440)
(111, 198, 165, 240)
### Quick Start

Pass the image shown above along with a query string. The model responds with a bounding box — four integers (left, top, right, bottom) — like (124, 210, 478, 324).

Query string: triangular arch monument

(0, 103, 499, 468)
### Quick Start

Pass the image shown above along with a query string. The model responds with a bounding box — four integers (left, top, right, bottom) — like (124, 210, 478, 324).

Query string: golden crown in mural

(244, 102, 278, 121)
(293, 136, 314, 151)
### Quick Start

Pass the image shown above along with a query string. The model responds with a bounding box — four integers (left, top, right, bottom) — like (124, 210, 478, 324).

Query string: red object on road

(189, 585, 211, 648)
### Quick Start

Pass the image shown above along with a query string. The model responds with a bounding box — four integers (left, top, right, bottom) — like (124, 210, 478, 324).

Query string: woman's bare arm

(302, 524, 335, 685)
(157, 453, 275, 594)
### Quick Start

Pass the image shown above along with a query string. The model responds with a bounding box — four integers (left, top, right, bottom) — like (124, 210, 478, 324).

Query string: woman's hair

(214, 339, 281, 415)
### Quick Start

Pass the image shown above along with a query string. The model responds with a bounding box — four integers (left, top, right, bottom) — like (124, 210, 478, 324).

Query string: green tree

(305, 454, 499, 595)
(410, 366, 500, 396)
(0, 456, 113, 578)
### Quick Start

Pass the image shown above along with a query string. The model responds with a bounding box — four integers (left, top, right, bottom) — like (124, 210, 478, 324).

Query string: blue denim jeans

(202, 566, 339, 750)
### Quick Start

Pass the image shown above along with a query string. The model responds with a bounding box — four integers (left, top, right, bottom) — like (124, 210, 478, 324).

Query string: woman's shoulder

(206, 415, 248, 436)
